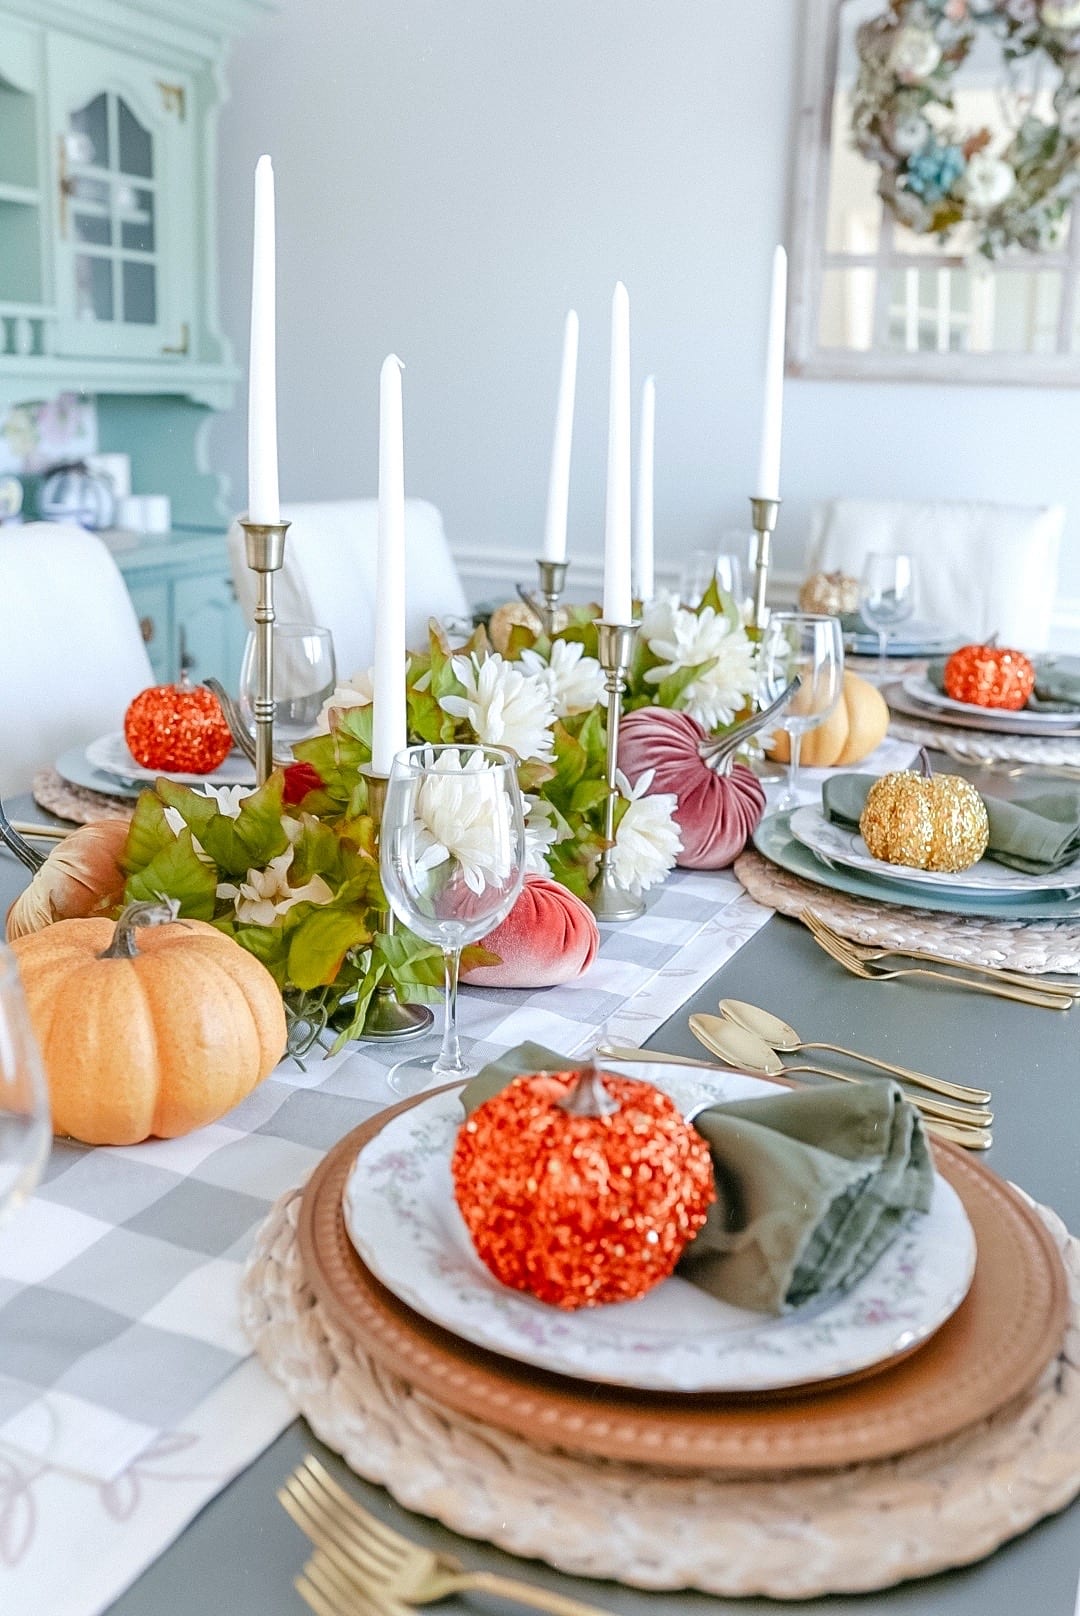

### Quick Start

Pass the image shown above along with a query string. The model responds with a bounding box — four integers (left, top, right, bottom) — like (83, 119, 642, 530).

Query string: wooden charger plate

(298, 1086, 1068, 1474)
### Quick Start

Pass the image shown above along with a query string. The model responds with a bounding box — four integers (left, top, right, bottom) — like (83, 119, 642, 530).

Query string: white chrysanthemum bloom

(638, 589, 680, 646)
(965, 153, 1015, 209)
(518, 639, 606, 717)
(217, 850, 334, 926)
(315, 668, 375, 734)
(440, 652, 556, 762)
(413, 748, 516, 895)
(888, 25, 942, 81)
(643, 604, 757, 729)
(1043, 0, 1080, 27)
(611, 769, 682, 896)
(523, 794, 559, 875)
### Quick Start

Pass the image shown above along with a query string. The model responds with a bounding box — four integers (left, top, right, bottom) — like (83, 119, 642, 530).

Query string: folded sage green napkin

(461, 1041, 933, 1316)
(823, 772, 1080, 876)
(926, 655, 1080, 714)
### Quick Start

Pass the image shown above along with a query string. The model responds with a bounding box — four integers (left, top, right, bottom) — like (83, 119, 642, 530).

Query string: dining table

(1, 755, 1078, 1616)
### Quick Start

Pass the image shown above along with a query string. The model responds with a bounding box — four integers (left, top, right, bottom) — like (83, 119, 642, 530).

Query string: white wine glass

(380, 744, 527, 1096)
(0, 947, 51, 1233)
(760, 613, 845, 811)
(239, 623, 337, 752)
(860, 553, 916, 678)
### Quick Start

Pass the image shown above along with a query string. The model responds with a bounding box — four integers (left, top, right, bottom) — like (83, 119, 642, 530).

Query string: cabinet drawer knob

(140, 615, 156, 644)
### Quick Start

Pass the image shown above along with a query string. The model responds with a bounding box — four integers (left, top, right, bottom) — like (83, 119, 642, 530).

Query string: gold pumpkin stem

(99, 898, 180, 960)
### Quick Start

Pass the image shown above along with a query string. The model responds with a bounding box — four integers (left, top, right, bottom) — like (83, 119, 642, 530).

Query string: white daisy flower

(439, 652, 556, 762)
(518, 639, 606, 717)
(642, 604, 757, 729)
(217, 850, 334, 926)
(412, 748, 517, 895)
(610, 769, 682, 896)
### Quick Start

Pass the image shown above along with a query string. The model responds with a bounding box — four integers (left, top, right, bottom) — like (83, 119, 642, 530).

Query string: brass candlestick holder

(517, 559, 569, 637)
(354, 767, 435, 1042)
(749, 496, 781, 631)
(589, 619, 644, 923)
(240, 517, 291, 784)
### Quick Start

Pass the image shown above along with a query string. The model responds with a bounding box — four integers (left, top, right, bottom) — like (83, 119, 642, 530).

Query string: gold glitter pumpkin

(487, 600, 569, 653)
(859, 750, 989, 874)
(798, 571, 861, 616)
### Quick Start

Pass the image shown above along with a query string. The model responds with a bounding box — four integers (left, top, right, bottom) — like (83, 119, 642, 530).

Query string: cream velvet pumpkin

(768, 672, 888, 769)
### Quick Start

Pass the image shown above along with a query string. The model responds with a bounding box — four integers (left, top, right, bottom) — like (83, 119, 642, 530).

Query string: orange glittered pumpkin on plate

(124, 673, 234, 773)
(943, 643, 1036, 712)
(9, 899, 287, 1144)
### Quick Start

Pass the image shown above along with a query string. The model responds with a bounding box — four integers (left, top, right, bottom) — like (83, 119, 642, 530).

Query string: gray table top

(3, 792, 1078, 1615)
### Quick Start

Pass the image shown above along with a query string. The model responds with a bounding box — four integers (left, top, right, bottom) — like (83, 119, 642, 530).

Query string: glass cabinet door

(47, 35, 193, 362)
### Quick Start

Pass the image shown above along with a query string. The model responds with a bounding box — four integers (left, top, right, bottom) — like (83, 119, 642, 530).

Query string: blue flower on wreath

(903, 140, 966, 200)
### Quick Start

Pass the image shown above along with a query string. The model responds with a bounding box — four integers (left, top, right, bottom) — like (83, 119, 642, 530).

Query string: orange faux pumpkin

(943, 643, 1036, 712)
(124, 674, 233, 773)
(6, 819, 130, 940)
(9, 900, 287, 1144)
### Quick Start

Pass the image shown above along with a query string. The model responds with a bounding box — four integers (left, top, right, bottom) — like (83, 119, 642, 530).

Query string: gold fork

(803, 909, 1080, 999)
(296, 1549, 408, 1615)
(802, 911, 1074, 1011)
(280, 1455, 615, 1616)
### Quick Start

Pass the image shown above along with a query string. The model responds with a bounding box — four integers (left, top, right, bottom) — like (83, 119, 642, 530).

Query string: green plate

(753, 812, 1080, 921)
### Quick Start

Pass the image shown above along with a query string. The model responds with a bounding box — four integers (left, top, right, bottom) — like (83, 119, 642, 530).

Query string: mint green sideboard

(105, 526, 248, 689)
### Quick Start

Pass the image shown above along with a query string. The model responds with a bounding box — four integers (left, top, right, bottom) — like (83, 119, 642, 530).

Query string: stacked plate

(56, 732, 256, 800)
(296, 1071, 1067, 1473)
(888, 671, 1080, 741)
(844, 622, 960, 660)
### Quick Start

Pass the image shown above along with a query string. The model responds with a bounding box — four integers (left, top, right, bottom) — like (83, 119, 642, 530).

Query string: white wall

(213, 0, 1080, 638)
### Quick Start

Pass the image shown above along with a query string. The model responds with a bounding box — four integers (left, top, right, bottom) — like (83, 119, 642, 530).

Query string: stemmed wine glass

(0, 947, 51, 1233)
(678, 549, 744, 610)
(239, 623, 337, 751)
(760, 613, 845, 811)
(860, 553, 916, 678)
(380, 744, 527, 1096)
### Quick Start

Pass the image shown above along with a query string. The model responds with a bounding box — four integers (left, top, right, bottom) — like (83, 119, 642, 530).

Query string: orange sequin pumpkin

(943, 643, 1036, 712)
(124, 674, 233, 773)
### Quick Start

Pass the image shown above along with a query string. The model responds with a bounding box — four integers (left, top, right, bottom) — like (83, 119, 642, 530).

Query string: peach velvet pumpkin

(6, 819, 129, 940)
(9, 900, 287, 1145)
(460, 875, 600, 988)
(617, 707, 766, 870)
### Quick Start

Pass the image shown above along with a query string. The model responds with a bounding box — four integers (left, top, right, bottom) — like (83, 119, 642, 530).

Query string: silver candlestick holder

(589, 619, 644, 923)
(517, 558, 568, 637)
(353, 767, 435, 1042)
(240, 517, 291, 784)
(749, 496, 781, 631)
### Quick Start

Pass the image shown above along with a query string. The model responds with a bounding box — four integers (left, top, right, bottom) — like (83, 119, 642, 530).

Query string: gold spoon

(717, 1000, 991, 1106)
(689, 1014, 993, 1133)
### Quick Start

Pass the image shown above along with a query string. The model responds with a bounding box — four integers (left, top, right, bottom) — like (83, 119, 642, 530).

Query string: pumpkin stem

(698, 676, 802, 774)
(99, 898, 180, 960)
(0, 799, 45, 874)
(557, 1062, 620, 1117)
(917, 747, 934, 780)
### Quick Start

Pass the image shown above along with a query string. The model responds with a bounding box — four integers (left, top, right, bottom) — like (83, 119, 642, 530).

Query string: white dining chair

(0, 524, 154, 797)
(226, 499, 470, 678)
(805, 497, 1065, 650)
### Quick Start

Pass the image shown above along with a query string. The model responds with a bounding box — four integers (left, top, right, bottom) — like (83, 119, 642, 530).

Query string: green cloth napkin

(926, 655, 1080, 714)
(823, 772, 1080, 876)
(461, 1041, 933, 1316)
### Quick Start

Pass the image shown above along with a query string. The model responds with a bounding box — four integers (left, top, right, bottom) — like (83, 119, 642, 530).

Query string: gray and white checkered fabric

(0, 868, 764, 1482)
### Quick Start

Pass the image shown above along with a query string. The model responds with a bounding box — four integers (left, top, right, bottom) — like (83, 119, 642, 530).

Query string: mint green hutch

(0, 0, 267, 685)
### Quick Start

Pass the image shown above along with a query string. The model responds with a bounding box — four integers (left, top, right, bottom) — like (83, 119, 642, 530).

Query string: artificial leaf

(286, 905, 374, 990)
(121, 789, 177, 875)
(123, 828, 218, 920)
(655, 658, 716, 711)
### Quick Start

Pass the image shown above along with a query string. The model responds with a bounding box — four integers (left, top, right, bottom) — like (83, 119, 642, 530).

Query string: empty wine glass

(760, 613, 845, 811)
(380, 744, 527, 1096)
(0, 947, 51, 1234)
(860, 553, 916, 678)
(678, 548, 744, 610)
(239, 623, 337, 752)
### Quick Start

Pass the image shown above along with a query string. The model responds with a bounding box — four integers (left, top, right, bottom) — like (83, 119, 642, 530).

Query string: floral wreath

(852, 0, 1080, 257)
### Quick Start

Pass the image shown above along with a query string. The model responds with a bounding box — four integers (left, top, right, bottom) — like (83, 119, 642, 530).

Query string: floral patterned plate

(342, 1069, 976, 1395)
(789, 805, 1080, 898)
(84, 731, 256, 788)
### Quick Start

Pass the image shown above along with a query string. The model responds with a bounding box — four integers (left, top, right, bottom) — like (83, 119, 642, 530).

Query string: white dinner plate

(902, 673, 1080, 731)
(789, 805, 1080, 898)
(845, 622, 958, 658)
(342, 1070, 976, 1395)
(85, 731, 256, 788)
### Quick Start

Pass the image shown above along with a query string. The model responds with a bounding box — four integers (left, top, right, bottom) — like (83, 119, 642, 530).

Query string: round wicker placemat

(889, 716, 1080, 769)
(733, 849, 1080, 976)
(32, 768, 134, 824)
(240, 1186, 1080, 1599)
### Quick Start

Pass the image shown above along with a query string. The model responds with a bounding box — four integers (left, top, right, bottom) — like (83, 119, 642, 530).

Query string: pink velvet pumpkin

(461, 875, 600, 989)
(618, 707, 766, 870)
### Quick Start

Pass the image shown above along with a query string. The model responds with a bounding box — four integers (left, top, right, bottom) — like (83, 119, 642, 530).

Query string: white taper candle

(635, 374, 655, 605)
(755, 244, 787, 503)
(603, 281, 632, 623)
(372, 355, 407, 776)
(247, 155, 280, 525)
(542, 310, 579, 563)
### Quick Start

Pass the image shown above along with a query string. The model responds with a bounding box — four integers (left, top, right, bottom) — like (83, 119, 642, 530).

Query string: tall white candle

(247, 155, 280, 524)
(603, 281, 632, 623)
(755, 244, 787, 503)
(542, 310, 579, 563)
(372, 355, 407, 776)
(635, 374, 655, 605)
